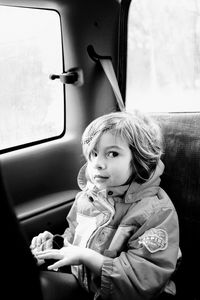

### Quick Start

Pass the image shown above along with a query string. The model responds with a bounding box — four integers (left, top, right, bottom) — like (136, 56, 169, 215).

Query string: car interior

(0, 0, 199, 299)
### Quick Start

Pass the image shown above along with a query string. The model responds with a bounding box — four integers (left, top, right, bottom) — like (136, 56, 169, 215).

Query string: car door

(0, 0, 120, 244)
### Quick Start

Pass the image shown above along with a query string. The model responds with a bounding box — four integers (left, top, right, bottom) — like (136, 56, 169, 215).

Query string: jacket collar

(77, 160, 164, 203)
(124, 160, 164, 203)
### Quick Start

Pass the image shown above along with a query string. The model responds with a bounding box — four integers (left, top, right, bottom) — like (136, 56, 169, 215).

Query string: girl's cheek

(87, 164, 93, 177)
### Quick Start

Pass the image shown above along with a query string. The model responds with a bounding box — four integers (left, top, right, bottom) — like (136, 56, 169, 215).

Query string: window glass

(0, 6, 63, 151)
(126, 0, 200, 112)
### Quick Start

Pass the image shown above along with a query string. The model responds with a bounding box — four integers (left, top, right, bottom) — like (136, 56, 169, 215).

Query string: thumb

(47, 259, 69, 270)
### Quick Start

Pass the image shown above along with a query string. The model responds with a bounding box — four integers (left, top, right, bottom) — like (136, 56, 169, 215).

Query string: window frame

(122, 0, 200, 114)
(0, 6, 66, 155)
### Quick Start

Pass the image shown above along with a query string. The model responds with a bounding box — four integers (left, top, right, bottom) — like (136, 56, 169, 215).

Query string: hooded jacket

(63, 160, 181, 300)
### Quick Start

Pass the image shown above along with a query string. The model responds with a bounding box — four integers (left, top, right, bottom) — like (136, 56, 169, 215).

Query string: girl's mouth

(94, 175, 109, 182)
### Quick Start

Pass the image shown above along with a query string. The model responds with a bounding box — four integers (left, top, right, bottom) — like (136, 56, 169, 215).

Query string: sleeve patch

(138, 228, 168, 253)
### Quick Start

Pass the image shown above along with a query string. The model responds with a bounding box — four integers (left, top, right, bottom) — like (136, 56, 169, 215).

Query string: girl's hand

(30, 231, 54, 250)
(36, 241, 105, 275)
(35, 242, 83, 270)
(30, 231, 54, 266)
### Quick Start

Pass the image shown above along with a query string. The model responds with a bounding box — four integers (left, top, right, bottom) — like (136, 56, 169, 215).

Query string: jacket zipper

(86, 196, 115, 248)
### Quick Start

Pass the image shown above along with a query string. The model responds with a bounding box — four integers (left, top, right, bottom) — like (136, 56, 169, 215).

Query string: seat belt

(98, 58, 125, 111)
(87, 45, 125, 112)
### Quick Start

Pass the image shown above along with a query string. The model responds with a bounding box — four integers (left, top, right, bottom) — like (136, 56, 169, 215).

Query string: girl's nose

(93, 155, 106, 170)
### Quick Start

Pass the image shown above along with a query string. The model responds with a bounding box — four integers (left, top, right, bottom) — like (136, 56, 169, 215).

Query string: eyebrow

(104, 145, 125, 151)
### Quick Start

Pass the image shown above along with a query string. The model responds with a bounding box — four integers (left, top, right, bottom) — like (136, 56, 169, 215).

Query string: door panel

(0, 0, 120, 242)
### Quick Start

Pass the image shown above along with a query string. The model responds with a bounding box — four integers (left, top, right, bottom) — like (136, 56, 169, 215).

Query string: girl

(32, 110, 181, 300)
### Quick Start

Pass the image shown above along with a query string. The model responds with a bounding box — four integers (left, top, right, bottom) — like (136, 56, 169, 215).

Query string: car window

(0, 6, 64, 152)
(126, 0, 200, 112)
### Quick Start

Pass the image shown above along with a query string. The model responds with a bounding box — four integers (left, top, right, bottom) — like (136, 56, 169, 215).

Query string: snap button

(108, 191, 113, 196)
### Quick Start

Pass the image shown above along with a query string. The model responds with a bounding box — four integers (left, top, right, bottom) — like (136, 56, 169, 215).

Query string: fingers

(48, 259, 68, 270)
(30, 231, 53, 250)
(35, 249, 61, 261)
(34, 249, 65, 271)
(30, 236, 38, 250)
(42, 238, 53, 251)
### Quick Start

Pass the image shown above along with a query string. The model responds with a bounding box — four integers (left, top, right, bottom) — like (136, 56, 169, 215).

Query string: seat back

(155, 113, 200, 300)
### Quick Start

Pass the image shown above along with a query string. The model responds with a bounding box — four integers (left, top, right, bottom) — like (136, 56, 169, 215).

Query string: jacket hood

(77, 160, 164, 203)
(124, 159, 164, 203)
(77, 163, 89, 191)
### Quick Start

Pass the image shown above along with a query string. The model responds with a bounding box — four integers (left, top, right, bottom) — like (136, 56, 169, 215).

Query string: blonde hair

(82, 110, 163, 183)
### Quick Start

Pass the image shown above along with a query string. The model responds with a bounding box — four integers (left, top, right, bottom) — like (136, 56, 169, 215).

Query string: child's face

(87, 132, 133, 190)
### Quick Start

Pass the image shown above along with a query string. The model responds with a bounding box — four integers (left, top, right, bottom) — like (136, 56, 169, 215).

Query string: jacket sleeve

(100, 194, 180, 300)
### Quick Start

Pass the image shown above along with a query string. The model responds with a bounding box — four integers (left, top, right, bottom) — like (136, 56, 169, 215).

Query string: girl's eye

(107, 151, 119, 158)
(89, 150, 98, 159)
